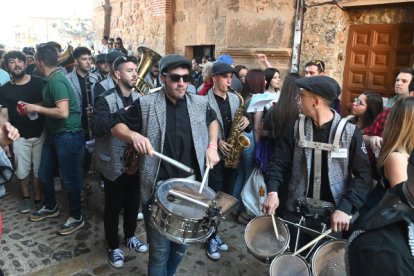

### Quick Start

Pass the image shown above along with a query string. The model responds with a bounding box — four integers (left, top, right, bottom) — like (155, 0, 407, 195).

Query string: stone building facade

(93, 0, 414, 111)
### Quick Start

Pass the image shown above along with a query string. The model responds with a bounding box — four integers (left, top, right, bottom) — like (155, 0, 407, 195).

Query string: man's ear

(114, 71, 121, 80)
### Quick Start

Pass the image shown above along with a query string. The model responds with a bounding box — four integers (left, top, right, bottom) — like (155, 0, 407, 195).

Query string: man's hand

(205, 147, 220, 169)
(256, 54, 268, 64)
(24, 103, 40, 114)
(0, 122, 20, 147)
(218, 139, 233, 157)
(331, 210, 352, 232)
(238, 116, 250, 131)
(370, 136, 383, 152)
(130, 132, 153, 156)
(262, 192, 279, 215)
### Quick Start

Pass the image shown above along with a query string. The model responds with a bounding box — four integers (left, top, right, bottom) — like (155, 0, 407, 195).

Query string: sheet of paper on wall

(247, 93, 280, 113)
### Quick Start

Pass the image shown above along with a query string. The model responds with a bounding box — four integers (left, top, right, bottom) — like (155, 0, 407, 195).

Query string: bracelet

(208, 143, 218, 150)
(268, 191, 277, 196)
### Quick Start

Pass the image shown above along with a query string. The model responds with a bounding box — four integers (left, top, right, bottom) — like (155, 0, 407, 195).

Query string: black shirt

(266, 117, 371, 215)
(0, 76, 44, 138)
(214, 93, 232, 139)
(117, 93, 217, 181)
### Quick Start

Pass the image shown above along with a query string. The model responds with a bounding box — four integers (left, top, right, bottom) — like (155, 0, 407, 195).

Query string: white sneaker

(137, 212, 144, 221)
(108, 248, 124, 268)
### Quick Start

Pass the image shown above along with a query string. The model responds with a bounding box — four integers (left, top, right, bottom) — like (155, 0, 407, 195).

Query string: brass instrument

(134, 46, 162, 95)
(84, 74, 99, 140)
(123, 46, 161, 174)
(223, 87, 251, 169)
(58, 44, 74, 68)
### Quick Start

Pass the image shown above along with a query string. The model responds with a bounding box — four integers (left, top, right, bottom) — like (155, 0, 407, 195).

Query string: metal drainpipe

(291, 0, 305, 73)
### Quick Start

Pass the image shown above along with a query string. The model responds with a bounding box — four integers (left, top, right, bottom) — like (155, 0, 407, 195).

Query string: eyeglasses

(353, 98, 364, 106)
(164, 73, 191, 83)
(310, 59, 324, 72)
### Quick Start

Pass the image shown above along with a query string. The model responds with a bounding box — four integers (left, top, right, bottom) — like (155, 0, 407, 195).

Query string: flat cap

(105, 50, 125, 64)
(211, 62, 234, 76)
(295, 76, 341, 101)
(217, 54, 234, 65)
(95, 53, 106, 63)
(160, 54, 191, 74)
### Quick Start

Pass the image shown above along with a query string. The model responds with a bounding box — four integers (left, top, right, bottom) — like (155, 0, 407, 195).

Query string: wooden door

(342, 23, 414, 113)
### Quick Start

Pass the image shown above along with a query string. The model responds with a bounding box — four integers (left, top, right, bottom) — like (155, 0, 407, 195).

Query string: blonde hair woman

(378, 97, 414, 187)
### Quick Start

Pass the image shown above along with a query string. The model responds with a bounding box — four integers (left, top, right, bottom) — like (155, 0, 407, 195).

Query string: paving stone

(74, 242, 91, 256)
(12, 259, 21, 267)
(9, 233, 23, 240)
(38, 244, 53, 254)
(52, 250, 73, 261)
(22, 239, 38, 247)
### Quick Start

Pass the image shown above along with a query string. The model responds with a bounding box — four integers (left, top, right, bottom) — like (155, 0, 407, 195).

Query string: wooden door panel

(342, 23, 414, 113)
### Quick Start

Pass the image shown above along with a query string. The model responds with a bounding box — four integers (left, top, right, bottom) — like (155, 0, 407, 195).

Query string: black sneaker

(29, 205, 60, 221)
(57, 216, 84, 235)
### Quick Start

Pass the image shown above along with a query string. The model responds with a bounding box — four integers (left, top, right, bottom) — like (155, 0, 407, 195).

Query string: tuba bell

(134, 46, 162, 95)
(58, 44, 74, 68)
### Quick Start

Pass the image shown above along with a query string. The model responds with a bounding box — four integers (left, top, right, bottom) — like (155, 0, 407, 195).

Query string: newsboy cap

(211, 62, 234, 76)
(295, 76, 341, 101)
(95, 53, 106, 64)
(159, 54, 192, 74)
(105, 50, 125, 64)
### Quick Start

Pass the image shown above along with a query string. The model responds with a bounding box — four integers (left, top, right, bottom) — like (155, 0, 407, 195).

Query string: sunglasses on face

(353, 98, 364, 106)
(164, 73, 191, 83)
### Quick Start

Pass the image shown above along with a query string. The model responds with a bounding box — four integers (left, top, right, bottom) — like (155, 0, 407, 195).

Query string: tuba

(134, 46, 162, 95)
(58, 44, 74, 68)
(223, 87, 251, 169)
(123, 46, 162, 175)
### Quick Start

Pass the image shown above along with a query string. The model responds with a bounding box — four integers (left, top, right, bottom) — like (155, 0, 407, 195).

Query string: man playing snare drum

(111, 54, 220, 276)
(264, 76, 371, 247)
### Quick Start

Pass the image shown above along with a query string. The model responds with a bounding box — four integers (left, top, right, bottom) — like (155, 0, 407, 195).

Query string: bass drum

(150, 178, 216, 244)
(244, 215, 290, 263)
(311, 240, 346, 276)
(270, 253, 311, 276)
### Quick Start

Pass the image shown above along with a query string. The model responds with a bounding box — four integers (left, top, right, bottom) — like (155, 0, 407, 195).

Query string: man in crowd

(91, 53, 110, 83)
(364, 68, 414, 152)
(144, 63, 162, 91)
(93, 50, 125, 101)
(99, 35, 109, 54)
(0, 51, 44, 213)
(206, 62, 251, 260)
(191, 57, 203, 89)
(26, 44, 85, 235)
(92, 56, 147, 268)
(216, 54, 243, 92)
(111, 54, 220, 276)
(264, 76, 371, 247)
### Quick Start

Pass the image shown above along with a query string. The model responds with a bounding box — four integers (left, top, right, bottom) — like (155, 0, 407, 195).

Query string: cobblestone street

(0, 174, 268, 276)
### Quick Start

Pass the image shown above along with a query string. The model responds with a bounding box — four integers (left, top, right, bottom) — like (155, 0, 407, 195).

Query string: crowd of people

(0, 35, 413, 275)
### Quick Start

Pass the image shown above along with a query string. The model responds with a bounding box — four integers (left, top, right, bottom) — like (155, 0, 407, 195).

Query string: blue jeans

(233, 131, 255, 211)
(38, 131, 85, 219)
(143, 200, 187, 276)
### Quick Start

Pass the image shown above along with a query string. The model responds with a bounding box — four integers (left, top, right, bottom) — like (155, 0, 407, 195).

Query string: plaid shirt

(364, 108, 391, 137)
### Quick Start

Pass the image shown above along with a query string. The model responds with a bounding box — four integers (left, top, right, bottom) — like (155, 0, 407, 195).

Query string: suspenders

(298, 116, 350, 200)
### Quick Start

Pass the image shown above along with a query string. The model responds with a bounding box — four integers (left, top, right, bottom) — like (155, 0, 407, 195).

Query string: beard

(10, 70, 25, 79)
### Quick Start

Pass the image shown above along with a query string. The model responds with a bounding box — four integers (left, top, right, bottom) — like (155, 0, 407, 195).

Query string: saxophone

(223, 87, 251, 169)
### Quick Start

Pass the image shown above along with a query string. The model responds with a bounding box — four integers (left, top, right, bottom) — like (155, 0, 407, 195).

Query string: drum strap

(299, 116, 350, 200)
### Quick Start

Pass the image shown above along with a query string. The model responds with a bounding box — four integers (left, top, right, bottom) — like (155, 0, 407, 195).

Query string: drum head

(270, 254, 311, 276)
(311, 240, 346, 276)
(244, 216, 289, 262)
(156, 178, 216, 219)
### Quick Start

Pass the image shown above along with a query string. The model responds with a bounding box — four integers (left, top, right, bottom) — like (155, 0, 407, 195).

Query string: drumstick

(152, 151, 194, 174)
(198, 165, 210, 193)
(292, 228, 332, 256)
(271, 214, 280, 241)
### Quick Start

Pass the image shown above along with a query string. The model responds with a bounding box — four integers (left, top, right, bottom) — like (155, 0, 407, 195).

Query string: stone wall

(93, 0, 295, 72)
(300, 0, 414, 85)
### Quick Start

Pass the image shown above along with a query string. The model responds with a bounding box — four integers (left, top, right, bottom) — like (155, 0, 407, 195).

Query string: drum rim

(244, 215, 290, 259)
(270, 253, 311, 276)
(311, 239, 346, 276)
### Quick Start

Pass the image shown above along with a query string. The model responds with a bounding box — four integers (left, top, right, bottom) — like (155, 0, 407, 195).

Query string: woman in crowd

(361, 97, 414, 214)
(197, 62, 214, 96)
(350, 92, 383, 132)
(114, 37, 128, 55)
(234, 65, 248, 85)
(264, 68, 281, 102)
(234, 69, 265, 223)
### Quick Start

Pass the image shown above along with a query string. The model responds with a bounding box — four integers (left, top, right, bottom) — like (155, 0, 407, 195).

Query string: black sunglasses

(164, 73, 191, 83)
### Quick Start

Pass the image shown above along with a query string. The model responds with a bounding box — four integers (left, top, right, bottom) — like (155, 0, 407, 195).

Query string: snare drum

(244, 215, 290, 263)
(270, 253, 311, 276)
(311, 240, 346, 276)
(150, 178, 216, 244)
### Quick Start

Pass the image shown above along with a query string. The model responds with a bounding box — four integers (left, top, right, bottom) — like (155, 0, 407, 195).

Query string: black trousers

(103, 172, 140, 250)
(208, 160, 236, 194)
